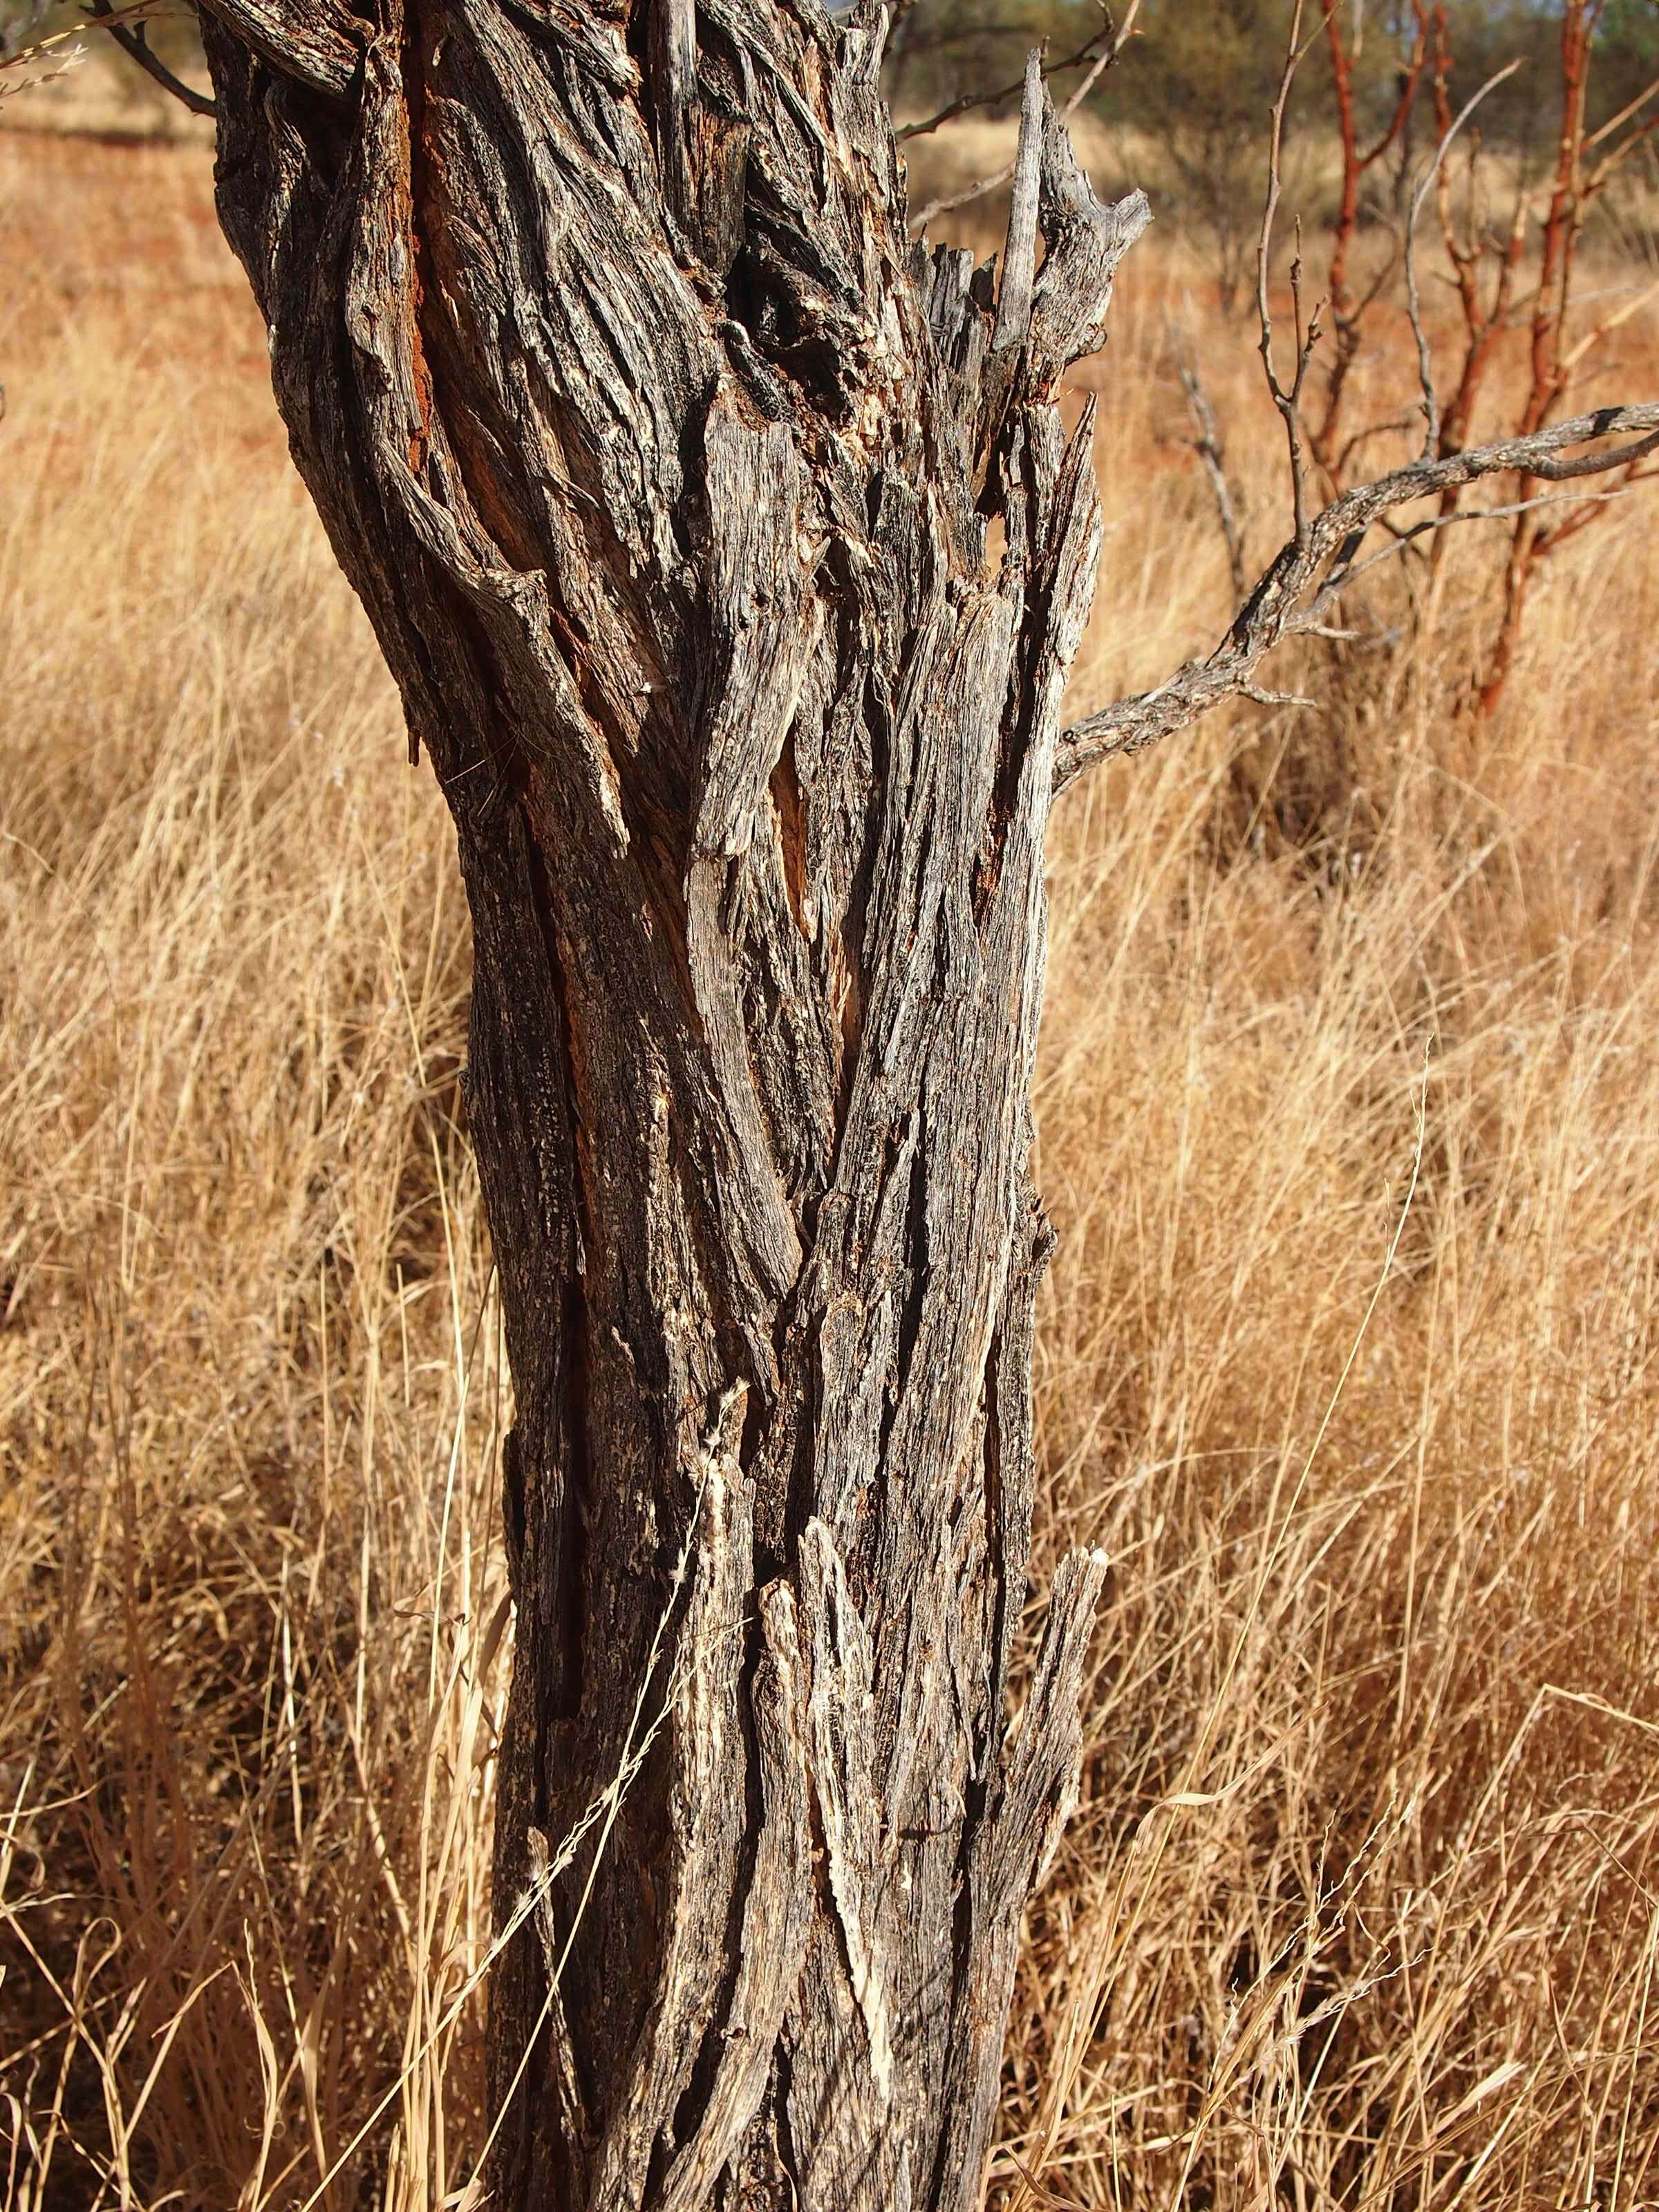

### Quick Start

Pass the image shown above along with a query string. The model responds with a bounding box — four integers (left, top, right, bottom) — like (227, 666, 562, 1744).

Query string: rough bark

(195, 8, 1141, 2205)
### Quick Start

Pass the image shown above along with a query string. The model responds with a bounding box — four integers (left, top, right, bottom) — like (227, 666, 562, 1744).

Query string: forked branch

(1056, 403, 1659, 791)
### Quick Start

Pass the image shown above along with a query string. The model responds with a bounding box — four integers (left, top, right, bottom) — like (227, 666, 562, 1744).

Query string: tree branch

(1255, 3, 1329, 544)
(1168, 328, 1247, 600)
(1403, 59, 1524, 458)
(85, 0, 216, 117)
(1055, 402, 1659, 791)
(906, 0, 1141, 235)
(895, 8, 1116, 144)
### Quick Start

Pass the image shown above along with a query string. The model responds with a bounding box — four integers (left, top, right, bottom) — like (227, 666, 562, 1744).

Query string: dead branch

(1055, 403, 1659, 790)
(1255, 6, 1331, 545)
(906, 0, 1141, 235)
(1403, 62, 1522, 458)
(1168, 328, 1248, 600)
(896, 7, 1116, 144)
(84, 0, 216, 117)
(1310, 0, 1430, 476)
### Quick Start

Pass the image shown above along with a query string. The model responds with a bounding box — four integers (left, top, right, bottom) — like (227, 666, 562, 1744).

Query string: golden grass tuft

(3, 126, 1658, 2211)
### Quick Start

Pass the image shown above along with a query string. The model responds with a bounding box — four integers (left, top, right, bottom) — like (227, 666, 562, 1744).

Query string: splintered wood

(196, 5, 1138, 2204)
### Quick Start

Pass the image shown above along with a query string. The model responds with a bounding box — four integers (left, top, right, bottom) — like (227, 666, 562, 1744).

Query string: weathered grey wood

(194, 5, 1143, 2204)
(198, 0, 358, 93)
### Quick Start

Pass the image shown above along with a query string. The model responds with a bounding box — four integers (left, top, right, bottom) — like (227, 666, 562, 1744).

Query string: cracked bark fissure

(196, 8, 1143, 2205)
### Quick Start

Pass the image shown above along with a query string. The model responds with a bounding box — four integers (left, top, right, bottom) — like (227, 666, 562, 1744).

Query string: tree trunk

(196, 7, 1145, 2204)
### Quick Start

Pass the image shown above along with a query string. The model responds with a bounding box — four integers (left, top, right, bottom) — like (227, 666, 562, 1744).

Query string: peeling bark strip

(195, 6, 1141, 2204)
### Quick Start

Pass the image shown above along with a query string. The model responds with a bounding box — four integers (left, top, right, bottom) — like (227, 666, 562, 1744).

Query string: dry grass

(3, 114, 1658, 2212)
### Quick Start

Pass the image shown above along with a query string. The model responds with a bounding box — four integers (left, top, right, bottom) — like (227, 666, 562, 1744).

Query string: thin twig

(1255, 4, 1331, 546)
(896, 6, 1114, 144)
(906, 0, 1141, 236)
(1524, 429, 1659, 482)
(1331, 480, 1637, 591)
(1404, 59, 1523, 457)
(1239, 683, 1315, 710)
(1310, 0, 1430, 477)
(1168, 326, 1248, 599)
(1334, 410, 1419, 482)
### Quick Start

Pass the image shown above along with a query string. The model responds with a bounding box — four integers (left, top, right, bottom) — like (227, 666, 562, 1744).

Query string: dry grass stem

(2, 105, 1657, 2212)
